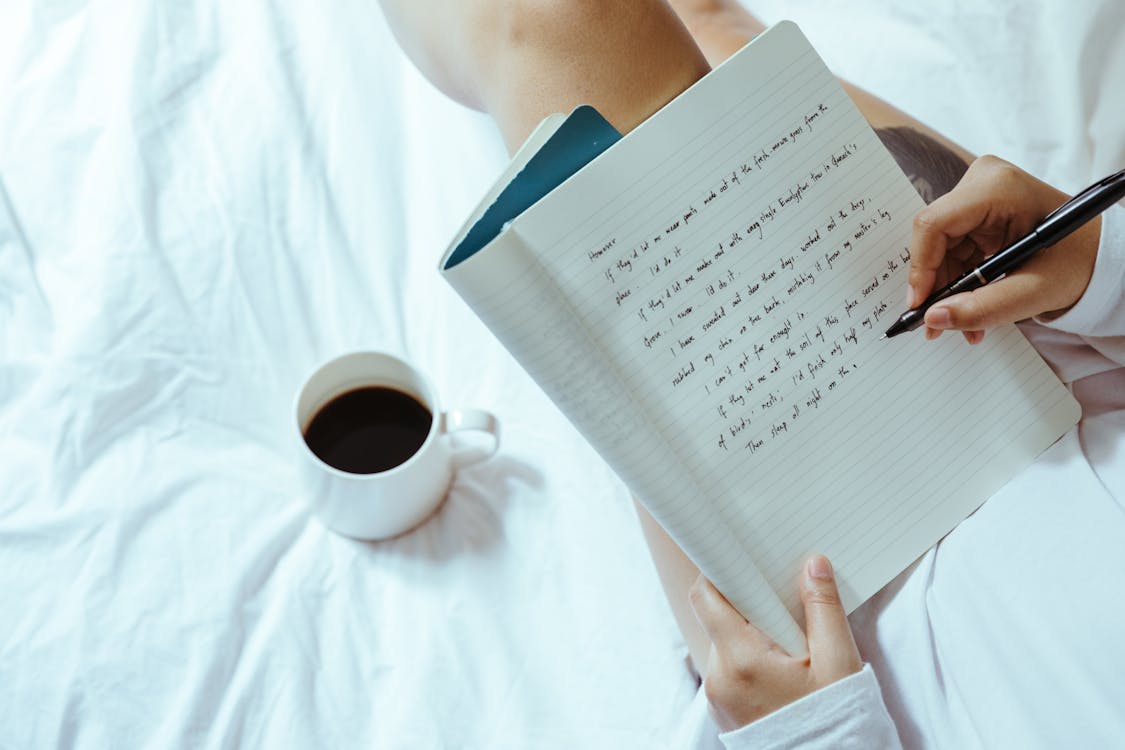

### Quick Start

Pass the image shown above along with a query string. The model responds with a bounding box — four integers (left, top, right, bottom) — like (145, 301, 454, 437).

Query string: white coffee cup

(295, 351, 499, 540)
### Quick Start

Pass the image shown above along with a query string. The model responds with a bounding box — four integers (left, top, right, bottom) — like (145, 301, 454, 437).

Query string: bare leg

(380, 0, 974, 675)
(381, 0, 711, 152)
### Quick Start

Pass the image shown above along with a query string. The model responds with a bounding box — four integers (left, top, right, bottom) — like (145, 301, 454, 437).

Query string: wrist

(717, 664, 899, 749)
(1037, 213, 1101, 320)
(1035, 204, 1125, 336)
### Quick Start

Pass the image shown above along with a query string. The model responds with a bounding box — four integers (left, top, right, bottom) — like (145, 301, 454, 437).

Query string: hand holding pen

(884, 156, 1125, 341)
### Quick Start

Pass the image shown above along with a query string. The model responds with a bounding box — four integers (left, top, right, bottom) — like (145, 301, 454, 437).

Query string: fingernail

(807, 555, 833, 581)
(928, 306, 952, 329)
(906, 285, 918, 309)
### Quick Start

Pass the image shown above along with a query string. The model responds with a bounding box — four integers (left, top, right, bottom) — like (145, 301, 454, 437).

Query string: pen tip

(878, 334, 887, 340)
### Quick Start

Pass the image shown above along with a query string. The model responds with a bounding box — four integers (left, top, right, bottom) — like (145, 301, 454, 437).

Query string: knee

(480, 0, 620, 54)
(382, 0, 649, 110)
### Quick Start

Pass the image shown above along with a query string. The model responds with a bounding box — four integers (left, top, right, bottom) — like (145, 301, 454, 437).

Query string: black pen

(882, 166, 1125, 339)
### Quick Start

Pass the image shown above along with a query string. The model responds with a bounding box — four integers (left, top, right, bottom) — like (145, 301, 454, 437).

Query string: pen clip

(1040, 167, 1125, 222)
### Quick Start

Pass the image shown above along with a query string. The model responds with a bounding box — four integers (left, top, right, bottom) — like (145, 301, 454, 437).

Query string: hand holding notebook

(439, 22, 1079, 655)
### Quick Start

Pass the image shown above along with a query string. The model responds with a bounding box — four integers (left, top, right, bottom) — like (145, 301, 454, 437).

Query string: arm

(1038, 202, 1125, 337)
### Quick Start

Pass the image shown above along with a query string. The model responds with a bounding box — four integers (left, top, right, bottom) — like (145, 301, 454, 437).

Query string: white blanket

(0, 1, 1121, 748)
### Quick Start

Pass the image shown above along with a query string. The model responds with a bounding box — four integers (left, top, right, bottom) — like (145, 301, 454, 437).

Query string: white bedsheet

(0, 1, 1121, 748)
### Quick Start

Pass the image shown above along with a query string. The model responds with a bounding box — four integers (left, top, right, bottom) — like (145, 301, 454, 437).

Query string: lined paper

(445, 22, 1078, 647)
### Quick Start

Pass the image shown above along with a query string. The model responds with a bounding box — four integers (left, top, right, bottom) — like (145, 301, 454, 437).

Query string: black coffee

(303, 386, 432, 474)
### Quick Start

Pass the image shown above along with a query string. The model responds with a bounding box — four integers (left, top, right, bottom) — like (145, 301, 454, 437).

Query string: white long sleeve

(716, 665, 902, 750)
(1035, 203, 1125, 337)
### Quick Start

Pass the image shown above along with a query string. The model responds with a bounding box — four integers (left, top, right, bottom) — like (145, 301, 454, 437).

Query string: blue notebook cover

(444, 105, 622, 269)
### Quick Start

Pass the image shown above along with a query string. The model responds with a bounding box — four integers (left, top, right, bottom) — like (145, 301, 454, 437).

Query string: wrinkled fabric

(719, 666, 902, 750)
(0, 3, 691, 748)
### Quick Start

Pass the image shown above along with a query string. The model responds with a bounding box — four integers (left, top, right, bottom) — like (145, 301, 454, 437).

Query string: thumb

(801, 556, 861, 681)
(924, 270, 1046, 332)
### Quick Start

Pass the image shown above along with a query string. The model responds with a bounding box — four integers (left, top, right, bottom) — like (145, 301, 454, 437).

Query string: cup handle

(443, 409, 500, 468)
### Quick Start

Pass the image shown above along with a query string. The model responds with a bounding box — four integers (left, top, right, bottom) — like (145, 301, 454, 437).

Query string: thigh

(635, 500, 711, 674)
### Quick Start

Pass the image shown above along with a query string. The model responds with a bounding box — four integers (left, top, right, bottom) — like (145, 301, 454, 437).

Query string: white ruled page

(506, 22, 1079, 625)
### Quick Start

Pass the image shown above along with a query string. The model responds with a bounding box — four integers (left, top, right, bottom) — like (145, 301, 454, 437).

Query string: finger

(962, 330, 985, 345)
(689, 576, 747, 647)
(907, 155, 1028, 304)
(908, 184, 994, 305)
(934, 237, 983, 289)
(689, 576, 773, 654)
(801, 556, 861, 680)
(924, 270, 1046, 331)
(950, 238, 981, 263)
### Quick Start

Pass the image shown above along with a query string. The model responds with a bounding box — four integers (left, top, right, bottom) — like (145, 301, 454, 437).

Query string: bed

(1, 1, 1122, 747)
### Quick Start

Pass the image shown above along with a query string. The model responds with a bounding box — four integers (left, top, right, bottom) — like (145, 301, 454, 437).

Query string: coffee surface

(304, 386, 432, 474)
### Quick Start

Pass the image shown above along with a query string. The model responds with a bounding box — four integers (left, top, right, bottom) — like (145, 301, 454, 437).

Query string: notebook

(439, 21, 1079, 653)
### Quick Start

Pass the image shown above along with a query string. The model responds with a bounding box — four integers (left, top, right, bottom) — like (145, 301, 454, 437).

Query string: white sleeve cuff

(1035, 203, 1125, 337)
(718, 664, 902, 750)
